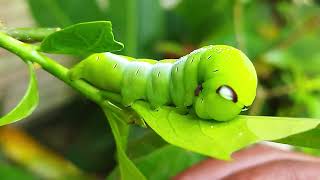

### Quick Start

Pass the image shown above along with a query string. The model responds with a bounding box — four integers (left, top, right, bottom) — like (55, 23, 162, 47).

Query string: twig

(0, 27, 60, 42)
(0, 32, 145, 127)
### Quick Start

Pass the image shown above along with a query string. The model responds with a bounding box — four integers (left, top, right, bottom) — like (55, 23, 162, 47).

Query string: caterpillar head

(194, 45, 257, 121)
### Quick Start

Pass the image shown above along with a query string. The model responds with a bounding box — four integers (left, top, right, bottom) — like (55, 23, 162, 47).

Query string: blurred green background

(0, 0, 320, 179)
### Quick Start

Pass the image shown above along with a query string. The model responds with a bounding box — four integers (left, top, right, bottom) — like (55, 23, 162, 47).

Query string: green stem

(233, 0, 246, 51)
(0, 31, 101, 103)
(126, 0, 138, 56)
(0, 32, 144, 126)
(0, 27, 60, 42)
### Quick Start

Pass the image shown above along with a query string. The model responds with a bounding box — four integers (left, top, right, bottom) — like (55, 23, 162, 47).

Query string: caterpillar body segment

(69, 45, 258, 121)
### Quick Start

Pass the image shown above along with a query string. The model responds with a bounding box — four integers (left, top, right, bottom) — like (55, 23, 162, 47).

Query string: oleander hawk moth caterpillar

(69, 45, 258, 121)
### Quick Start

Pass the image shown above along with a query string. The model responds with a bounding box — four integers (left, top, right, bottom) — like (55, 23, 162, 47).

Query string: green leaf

(127, 128, 167, 159)
(0, 62, 39, 126)
(131, 101, 320, 160)
(27, 0, 106, 27)
(40, 21, 124, 55)
(276, 126, 320, 149)
(102, 108, 146, 180)
(133, 145, 204, 180)
(0, 163, 36, 180)
(296, 146, 320, 156)
(108, 145, 204, 180)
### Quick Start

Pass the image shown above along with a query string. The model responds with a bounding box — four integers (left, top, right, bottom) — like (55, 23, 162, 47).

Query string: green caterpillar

(69, 45, 257, 121)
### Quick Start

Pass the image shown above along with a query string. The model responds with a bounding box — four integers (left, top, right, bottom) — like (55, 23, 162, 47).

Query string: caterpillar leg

(68, 62, 85, 81)
(175, 106, 189, 115)
(100, 90, 122, 104)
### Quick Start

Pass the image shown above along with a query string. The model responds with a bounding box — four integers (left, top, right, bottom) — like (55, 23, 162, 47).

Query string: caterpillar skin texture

(70, 45, 258, 121)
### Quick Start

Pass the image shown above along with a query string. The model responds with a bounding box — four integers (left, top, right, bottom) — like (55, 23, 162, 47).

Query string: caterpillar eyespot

(69, 45, 258, 121)
(216, 85, 237, 103)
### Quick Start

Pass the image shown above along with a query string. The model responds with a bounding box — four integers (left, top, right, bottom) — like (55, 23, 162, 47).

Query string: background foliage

(1, 0, 320, 179)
